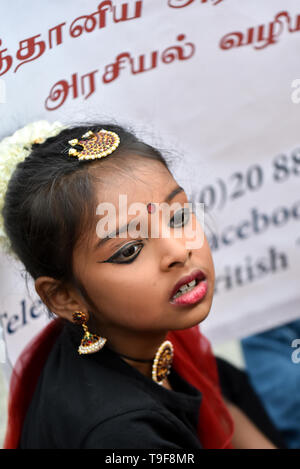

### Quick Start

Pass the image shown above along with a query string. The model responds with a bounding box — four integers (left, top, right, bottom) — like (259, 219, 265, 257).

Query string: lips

(169, 269, 206, 301)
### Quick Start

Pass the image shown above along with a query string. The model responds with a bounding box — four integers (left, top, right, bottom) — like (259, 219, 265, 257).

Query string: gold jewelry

(152, 340, 174, 385)
(72, 311, 107, 355)
(68, 129, 120, 161)
(114, 340, 174, 386)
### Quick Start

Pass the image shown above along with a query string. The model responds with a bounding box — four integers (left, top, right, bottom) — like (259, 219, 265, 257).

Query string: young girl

(1, 120, 284, 449)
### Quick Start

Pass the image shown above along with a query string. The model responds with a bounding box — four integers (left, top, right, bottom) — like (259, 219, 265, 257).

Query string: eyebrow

(94, 185, 185, 250)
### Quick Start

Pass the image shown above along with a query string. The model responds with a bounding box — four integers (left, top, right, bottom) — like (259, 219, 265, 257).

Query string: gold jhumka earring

(72, 311, 107, 355)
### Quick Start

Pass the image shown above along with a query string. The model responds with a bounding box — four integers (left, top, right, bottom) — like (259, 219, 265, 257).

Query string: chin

(197, 308, 210, 324)
(175, 302, 212, 331)
(193, 305, 211, 325)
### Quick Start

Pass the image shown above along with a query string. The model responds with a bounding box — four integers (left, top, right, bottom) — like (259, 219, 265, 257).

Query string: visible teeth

(180, 280, 196, 291)
(172, 279, 197, 299)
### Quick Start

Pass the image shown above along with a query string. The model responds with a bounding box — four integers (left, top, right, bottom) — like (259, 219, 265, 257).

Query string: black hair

(2, 122, 174, 308)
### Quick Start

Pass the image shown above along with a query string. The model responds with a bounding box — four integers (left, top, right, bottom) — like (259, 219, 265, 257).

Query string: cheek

(87, 266, 160, 316)
(204, 238, 214, 265)
(194, 236, 215, 275)
(204, 242, 215, 284)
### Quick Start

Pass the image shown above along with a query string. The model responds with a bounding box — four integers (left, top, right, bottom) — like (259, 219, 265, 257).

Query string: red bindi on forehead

(146, 202, 156, 214)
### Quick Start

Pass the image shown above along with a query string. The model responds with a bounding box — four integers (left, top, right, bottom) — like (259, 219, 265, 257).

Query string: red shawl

(3, 319, 234, 449)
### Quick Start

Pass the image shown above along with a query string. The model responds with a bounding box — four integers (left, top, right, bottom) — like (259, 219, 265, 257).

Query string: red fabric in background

(4, 319, 234, 449)
(3, 319, 63, 449)
(167, 326, 234, 449)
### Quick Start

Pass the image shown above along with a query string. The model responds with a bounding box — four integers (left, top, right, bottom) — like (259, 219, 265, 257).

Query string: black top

(20, 324, 203, 449)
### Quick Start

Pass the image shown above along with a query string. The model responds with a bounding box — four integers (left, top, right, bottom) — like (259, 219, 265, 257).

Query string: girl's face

(72, 158, 215, 353)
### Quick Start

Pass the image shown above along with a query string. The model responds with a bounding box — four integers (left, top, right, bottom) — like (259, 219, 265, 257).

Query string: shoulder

(81, 407, 186, 449)
(20, 325, 172, 448)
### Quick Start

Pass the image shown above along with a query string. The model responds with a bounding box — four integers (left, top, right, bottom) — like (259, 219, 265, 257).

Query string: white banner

(0, 0, 300, 371)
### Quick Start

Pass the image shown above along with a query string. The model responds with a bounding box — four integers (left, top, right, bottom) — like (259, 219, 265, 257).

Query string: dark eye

(168, 208, 190, 228)
(104, 242, 144, 264)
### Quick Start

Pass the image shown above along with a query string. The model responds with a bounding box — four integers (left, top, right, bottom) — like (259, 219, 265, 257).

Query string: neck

(93, 323, 171, 382)
(114, 352, 154, 363)
(119, 355, 171, 389)
(103, 343, 152, 377)
(120, 355, 154, 381)
(105, 335, 172, 384)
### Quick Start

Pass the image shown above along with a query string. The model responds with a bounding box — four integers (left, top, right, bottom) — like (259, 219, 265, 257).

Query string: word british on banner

(0, 0, 300, 373)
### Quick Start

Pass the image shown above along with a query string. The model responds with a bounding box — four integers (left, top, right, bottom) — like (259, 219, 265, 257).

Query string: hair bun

(0, 120, 66, 256)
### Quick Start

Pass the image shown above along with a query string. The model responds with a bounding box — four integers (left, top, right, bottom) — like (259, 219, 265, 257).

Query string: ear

(35, 276, 88, 322)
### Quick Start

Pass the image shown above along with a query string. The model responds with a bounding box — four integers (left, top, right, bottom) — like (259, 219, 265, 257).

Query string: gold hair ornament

(68, 129, 120, 161)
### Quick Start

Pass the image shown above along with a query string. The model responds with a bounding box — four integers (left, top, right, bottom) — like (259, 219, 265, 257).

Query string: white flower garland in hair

(0, 120, 66, 257)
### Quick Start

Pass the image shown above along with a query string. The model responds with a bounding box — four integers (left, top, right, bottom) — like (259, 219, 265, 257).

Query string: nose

(149, 204, 196, 271)
(159, 236, 192, 271)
